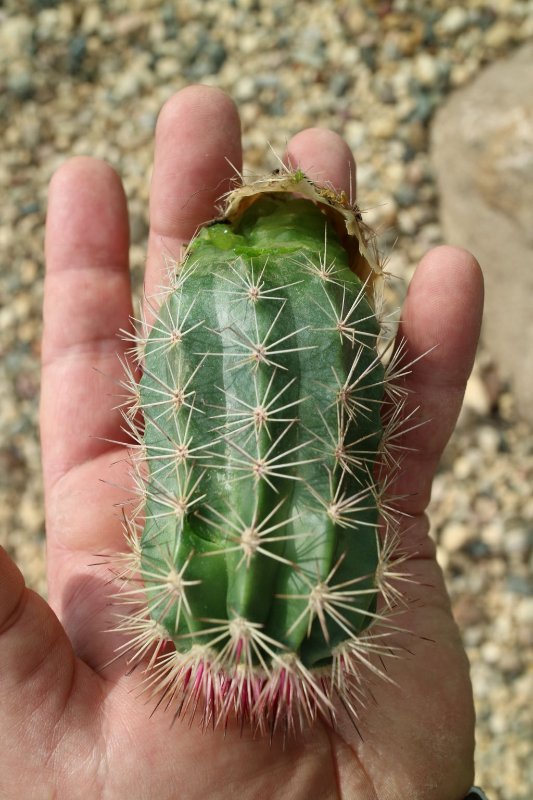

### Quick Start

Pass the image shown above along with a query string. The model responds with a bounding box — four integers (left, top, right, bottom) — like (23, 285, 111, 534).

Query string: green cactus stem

(112, 167, 409, 734)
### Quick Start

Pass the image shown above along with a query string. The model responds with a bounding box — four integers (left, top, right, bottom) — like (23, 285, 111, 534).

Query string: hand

(0, 85, 483, 800)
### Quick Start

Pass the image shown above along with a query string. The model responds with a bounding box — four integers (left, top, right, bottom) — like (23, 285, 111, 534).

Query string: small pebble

(441, 522, 473, 552)
(438, 7, 470, 35)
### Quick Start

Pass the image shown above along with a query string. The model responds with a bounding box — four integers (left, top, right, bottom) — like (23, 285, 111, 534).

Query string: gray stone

(431, 44, 533, 422)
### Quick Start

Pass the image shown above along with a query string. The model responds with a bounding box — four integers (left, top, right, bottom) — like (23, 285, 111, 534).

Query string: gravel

(1, 2, 532, 798)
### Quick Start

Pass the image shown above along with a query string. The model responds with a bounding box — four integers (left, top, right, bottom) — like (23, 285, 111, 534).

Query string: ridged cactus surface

(115, 171, 404, 733)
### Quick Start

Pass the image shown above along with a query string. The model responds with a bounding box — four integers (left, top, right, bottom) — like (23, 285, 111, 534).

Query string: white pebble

(438, 7, 469, 35)
(441, 521, 472, 552)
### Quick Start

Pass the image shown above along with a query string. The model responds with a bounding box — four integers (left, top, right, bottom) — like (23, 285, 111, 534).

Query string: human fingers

(0, 547, 79, 770)
(284, 127, 356, 196)
(41, 158, 132, 496)
(145, 85, 242, 302)
(386, 245, 484, 515)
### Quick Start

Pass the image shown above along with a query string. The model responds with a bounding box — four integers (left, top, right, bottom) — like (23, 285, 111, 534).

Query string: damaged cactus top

(114, 168, 406, 734)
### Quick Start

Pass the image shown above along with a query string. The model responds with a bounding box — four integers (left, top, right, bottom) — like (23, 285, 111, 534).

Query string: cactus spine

(112, 166, 409, 734)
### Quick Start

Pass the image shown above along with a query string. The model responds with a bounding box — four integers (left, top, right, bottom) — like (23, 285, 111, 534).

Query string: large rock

(431, 44, 533, 421)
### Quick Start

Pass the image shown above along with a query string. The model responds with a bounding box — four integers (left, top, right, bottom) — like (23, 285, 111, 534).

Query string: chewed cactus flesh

(113, 169, 408, 734)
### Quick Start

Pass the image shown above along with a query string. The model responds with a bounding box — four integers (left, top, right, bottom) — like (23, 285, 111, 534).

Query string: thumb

(0, 546, 78, 725)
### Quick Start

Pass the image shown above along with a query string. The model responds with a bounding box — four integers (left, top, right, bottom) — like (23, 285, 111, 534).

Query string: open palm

(0, 86, 483, 800)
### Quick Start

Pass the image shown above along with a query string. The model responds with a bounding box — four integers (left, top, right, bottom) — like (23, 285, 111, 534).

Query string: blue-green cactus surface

(117, 178, 400, 732)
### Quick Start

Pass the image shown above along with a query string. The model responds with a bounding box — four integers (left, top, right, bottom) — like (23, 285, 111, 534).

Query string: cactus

(112, 166, 410, 735)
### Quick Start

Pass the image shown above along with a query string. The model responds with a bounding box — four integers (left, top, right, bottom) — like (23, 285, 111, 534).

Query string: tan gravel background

(1, 2, 532, 798)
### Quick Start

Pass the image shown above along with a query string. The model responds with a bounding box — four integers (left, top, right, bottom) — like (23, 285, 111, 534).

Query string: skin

(0, 85, 484, 800)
